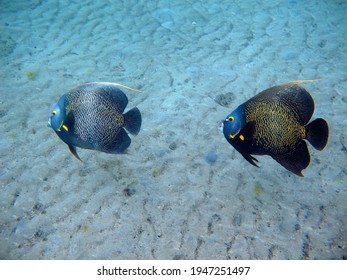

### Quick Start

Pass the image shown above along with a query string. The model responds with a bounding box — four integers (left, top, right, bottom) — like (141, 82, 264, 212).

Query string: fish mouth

(219, 121, 224, 132)
(47, 117, 52, 127)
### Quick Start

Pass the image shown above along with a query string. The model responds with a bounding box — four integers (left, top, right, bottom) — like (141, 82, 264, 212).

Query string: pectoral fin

(241, 152, 259, 167)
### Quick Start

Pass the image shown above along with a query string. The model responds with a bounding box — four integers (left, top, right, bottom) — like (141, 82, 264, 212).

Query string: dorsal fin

(70, 82, 143, 93)
(251, 82, 315, 125)
(281, 79, 320, 86)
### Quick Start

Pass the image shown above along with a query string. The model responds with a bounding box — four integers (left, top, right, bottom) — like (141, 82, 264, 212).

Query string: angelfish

(48, 82, 142, 160)
(222, 81, 329, 176)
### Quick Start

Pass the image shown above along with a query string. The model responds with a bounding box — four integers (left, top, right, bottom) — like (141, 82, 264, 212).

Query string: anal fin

(271, 140, 310, 176)
(105, 128, 131, 154)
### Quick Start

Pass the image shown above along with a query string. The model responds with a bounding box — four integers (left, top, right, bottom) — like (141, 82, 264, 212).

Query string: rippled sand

(0, 0, 346, 259)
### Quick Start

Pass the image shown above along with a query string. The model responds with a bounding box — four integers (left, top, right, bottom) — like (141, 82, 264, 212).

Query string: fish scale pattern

(245, 97, 306, 153)
(66, 90, 124, 148)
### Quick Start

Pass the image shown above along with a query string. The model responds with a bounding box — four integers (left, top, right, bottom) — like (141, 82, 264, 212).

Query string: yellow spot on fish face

(239, 134, 245, 141)
(57, 121, 68, 132)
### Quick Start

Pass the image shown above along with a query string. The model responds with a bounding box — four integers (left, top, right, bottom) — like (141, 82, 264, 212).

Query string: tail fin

(123, 107, 142, 135)
(306, 118, 329, 150)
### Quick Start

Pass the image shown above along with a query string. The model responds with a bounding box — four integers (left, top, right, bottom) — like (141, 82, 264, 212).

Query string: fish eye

(52, 111, 56, 116)
(228, 116, 234, 122)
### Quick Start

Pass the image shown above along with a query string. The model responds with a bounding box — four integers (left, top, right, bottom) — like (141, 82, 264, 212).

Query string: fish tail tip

(124, 107, 142, 135)
(306, 118, 329, 151)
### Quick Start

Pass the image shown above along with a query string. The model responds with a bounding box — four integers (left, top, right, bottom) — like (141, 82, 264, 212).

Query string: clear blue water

(0, 0, 346, 259)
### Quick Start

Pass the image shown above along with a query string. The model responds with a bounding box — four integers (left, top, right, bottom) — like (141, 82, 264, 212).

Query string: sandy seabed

(0, 0, 346, 259)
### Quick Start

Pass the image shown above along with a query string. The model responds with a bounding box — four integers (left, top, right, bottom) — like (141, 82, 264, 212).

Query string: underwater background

(0, 0, 346, 259)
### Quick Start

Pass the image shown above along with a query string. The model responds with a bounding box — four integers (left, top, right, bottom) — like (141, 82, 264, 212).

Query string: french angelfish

(222, 81, 329, 176)
(48, 82, 142, 160)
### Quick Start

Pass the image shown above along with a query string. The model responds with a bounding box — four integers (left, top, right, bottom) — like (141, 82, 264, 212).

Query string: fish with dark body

(222, 81, 329, 176)
(48, 82, 142, 160)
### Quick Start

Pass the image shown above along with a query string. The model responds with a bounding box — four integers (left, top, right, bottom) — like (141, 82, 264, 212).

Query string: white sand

(0, 0, 346, 259)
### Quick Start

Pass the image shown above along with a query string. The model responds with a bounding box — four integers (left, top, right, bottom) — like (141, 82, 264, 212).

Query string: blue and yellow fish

(48, 82, 142, 160)
(222, 81, 329, 176)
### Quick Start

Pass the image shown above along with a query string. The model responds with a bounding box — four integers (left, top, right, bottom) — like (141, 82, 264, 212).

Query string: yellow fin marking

(239, 134, 245, 141)
(107, 82, 143, 93)
(282, 79, 320, 85)
(72, 82, 143, 93)
(57, 122, 62, 132)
